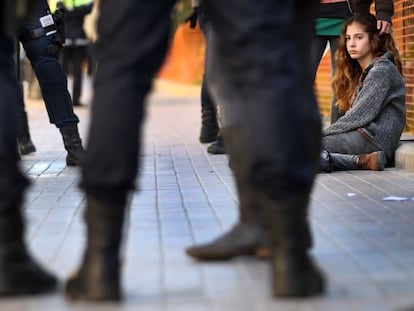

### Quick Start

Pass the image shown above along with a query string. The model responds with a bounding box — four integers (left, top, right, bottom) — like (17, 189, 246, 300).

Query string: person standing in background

(186, 0, 226, 154)
(16, 0, 84, 166)
(58, 0, 93, 107)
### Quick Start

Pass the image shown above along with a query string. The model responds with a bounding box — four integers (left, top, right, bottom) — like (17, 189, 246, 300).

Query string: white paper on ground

(382, 196, 414, 202)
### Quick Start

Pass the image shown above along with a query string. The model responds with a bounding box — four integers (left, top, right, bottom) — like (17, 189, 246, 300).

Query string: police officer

(0, 0, 57, 296)
(186, 0, 226, 155)
(65, 0, 324, 302)
(186, 0, 219, 145)
(189, 0, 325, 297)
(16, 0, 84, 166)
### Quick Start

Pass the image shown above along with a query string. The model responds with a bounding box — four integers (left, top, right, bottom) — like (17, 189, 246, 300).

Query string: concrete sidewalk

(3, 92, 414, 311)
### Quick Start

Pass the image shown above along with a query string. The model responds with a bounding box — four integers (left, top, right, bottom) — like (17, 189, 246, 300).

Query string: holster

(18, 8, 66, 58)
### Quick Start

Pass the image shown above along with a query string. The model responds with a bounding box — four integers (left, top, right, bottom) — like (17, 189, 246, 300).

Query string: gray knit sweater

(324, 52, 406, 158)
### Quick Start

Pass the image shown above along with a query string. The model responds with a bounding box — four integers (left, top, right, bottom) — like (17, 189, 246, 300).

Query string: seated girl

(320, 13, 406, 172)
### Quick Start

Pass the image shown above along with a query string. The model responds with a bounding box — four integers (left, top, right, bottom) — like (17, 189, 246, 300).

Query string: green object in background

(171, 0, 192, 36)
(316, 18, 345, 37)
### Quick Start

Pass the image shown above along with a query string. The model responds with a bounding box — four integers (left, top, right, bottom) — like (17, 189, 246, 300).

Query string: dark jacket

(319, 1, 393, 22)
(62, 4, 93, 41)
(349, 0, 394, 22)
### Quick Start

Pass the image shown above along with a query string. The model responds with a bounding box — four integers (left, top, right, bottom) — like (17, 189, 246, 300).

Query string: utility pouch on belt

(20, 8, 66, 57)
(22, 11, 62, 41)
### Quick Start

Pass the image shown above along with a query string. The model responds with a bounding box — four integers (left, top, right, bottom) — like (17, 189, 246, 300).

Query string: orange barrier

(157, 24, 206, 85)
(314, 50, 333, 118)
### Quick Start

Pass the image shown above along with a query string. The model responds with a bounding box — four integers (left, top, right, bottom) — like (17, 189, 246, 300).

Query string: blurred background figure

(185, 0, 226, 155)
(0, 0, 58, 297)
(82, 0, 99, 44)
(58, 0, 93, 107)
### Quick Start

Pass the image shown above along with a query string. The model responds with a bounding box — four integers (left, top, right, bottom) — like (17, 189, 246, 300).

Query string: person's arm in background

(83, 0, 99, 42)
(68, 3, 93, 18)
(185, 0, 198, 29)
(374, 0, 393, 34)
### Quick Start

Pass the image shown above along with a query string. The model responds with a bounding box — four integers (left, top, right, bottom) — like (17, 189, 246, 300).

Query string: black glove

(184, 7, 198, 29)
(56, 1, 66, 10)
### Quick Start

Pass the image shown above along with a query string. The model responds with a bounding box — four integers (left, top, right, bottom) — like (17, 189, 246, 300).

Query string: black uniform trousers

(82, 0, 321, 207)
(62, 45, 87, 106)
(16, 0, 79, 128)
(204, 0, 321, 200)
(0, 35, 30, 208)
(198, 4, 217, 124)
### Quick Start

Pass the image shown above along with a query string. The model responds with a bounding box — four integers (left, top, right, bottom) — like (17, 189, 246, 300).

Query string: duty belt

(27, 43, 61, 58)
(19, 24, 57, 43)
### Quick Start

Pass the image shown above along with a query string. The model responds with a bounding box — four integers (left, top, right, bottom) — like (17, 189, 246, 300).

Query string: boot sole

(274, 275, 325, 298)
(19, 145, 36, 155)
(66, 156, 80, 166)
(207, 147, 226, 154)
(65, 290, 121, 302)
(0, 280, 57, 297)
(376, 151, 387, 171)
(200, 136, 218, 143)
(186, 246, 269, 261)
(273, 260, 326, 298)
(65, 278, 121, 301)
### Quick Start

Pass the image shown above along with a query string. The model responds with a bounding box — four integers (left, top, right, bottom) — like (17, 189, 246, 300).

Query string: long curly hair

(332, 14, 402, 113)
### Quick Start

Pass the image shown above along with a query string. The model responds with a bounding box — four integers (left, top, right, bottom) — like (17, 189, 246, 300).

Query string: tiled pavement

(3, 90, 414, 311)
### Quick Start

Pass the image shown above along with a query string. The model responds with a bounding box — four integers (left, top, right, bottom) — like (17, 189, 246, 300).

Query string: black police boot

(262, 194, 325, 298)
(17, 137, 36, 156)
(207, 134, 226, 154)
(0, 191, 57, 296)
(65, 193, 127, 301)
(199, 82, 219, 143)
(186, 222, 268, 260)
(199, 108, 219, 143)
(187, 128, 269, 260)
(59, 124, 84, 166)
(16, 111, 36, 155)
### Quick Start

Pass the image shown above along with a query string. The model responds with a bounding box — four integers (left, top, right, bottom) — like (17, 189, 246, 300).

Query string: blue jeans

(322, 131, 381, 171)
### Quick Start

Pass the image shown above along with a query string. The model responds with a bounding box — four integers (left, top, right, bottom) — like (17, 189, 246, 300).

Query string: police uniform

(189, 0, 220, 144)
(64, 0, 325, 302)
(16, 0, 84, 166)
(0, 0, 57, 296)
(59, 0, 93, 106)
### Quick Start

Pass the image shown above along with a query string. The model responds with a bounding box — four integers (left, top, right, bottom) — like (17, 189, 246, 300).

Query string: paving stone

(4, 92, 414, 311)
